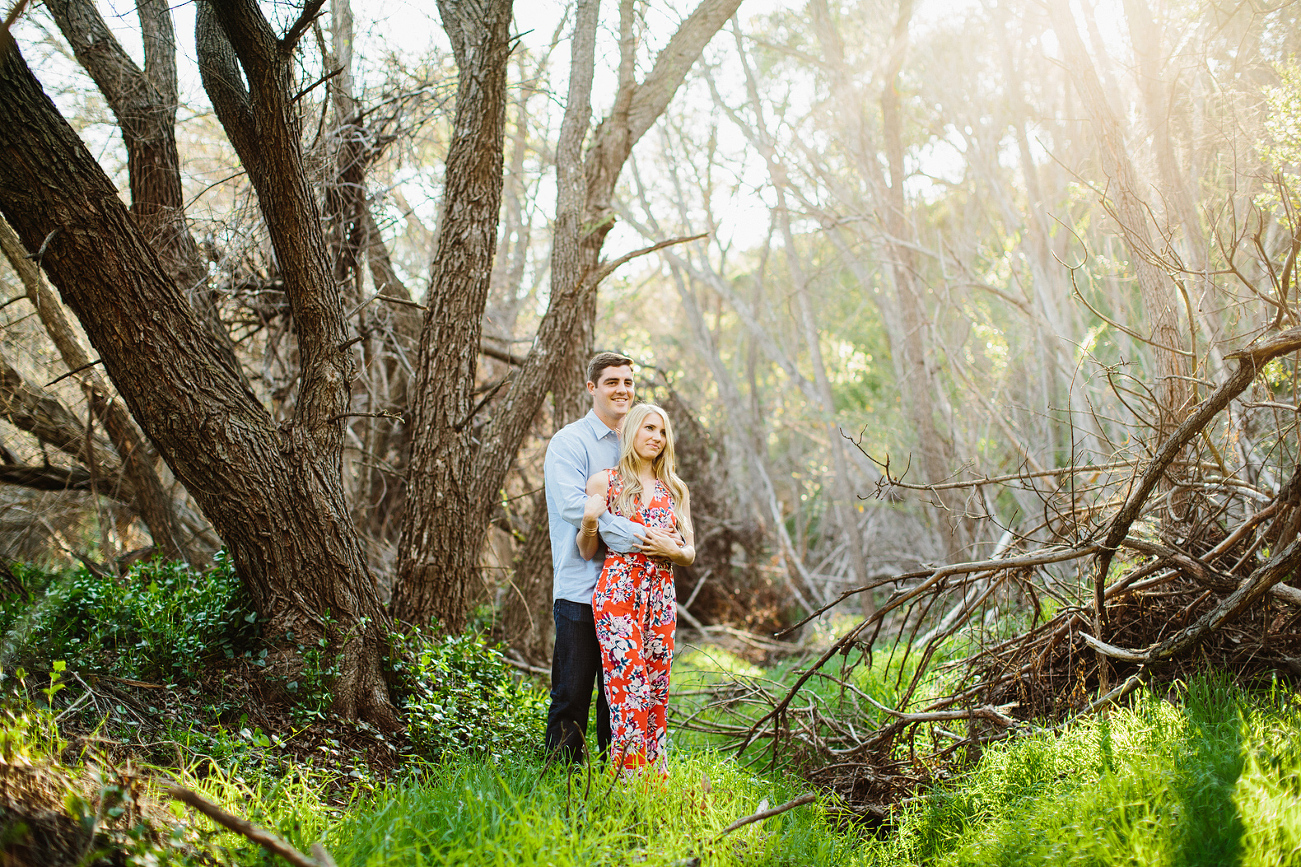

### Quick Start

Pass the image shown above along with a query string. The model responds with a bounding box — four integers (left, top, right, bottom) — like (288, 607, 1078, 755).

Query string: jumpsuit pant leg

(595, 561, 676, 777)
(643, 565, 676, 774)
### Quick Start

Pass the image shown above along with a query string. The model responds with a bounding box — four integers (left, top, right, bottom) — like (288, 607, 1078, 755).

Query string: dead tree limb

(1092, 325, 1301, 637)
(712, 792, 818, 840)
(164, 784, 336, 867)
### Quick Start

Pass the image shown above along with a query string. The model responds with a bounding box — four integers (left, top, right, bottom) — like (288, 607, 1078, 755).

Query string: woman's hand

(637, 527, 695, 566)
(577, 477, 608, 561)
(582, 492, 606, 528)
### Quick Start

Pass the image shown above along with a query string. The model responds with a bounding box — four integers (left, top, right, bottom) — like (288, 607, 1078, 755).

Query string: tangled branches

(679, 326, 1301, 817)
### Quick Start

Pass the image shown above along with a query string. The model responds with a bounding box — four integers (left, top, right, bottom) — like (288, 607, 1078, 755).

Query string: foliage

(393, 630, 548, 762)
(1259, 59, 1301, 215)
(0, 553, 257, 683)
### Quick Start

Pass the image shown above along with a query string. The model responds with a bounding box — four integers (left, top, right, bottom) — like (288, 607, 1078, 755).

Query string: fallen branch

(1093, 325, 1301, 632)
(164, 784, 336, 867)
(1086, 672, 1145, 712)
(1081, 536, 1301, 664)
(712, 792, 818, 840)
(1078, 632, 1148, 662)
(1120, 536, 1301, 606)
(860, 691, 1018, 727)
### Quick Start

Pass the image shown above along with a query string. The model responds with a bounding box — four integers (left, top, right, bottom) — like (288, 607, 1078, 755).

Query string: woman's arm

(577, 471, 609, 561)
(671, 490, 696, 565)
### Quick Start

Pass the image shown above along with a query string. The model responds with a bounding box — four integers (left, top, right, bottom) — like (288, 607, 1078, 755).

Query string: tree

(0, 1, 397, 726)
(394, 0, 744, 633)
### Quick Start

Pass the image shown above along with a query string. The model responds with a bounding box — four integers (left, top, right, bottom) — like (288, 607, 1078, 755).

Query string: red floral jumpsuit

(593, 470, 677, 777)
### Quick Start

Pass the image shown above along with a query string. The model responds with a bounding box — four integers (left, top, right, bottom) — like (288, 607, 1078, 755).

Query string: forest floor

(1, 559, 1301, 865)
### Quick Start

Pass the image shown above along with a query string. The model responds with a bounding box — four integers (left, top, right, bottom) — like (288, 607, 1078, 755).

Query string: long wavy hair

(613, 403, 689, 528)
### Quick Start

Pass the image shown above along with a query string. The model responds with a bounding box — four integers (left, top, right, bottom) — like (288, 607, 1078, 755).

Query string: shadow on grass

(1170, 679, 1247, 867)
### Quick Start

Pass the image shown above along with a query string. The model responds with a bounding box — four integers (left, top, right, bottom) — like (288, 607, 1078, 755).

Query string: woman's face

(631, 412, 667, 463)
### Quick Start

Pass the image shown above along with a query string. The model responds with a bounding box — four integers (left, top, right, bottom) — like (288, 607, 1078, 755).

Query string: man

(543, 351, 644, 762)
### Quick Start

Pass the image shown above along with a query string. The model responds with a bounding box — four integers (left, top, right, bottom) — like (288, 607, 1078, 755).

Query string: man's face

(587, 365, 635, 425)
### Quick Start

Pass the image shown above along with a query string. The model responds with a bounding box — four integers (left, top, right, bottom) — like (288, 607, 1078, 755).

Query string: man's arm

(545, 433, 643, 553)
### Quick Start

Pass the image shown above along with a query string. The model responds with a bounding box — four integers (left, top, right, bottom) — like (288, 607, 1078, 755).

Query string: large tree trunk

(47, 0, 233, 359)
(0, 10, 398, 727)
(392, 0, 516, 629)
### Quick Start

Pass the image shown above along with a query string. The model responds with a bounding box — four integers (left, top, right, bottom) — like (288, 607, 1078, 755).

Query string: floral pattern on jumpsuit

(593, 470, 677, 777)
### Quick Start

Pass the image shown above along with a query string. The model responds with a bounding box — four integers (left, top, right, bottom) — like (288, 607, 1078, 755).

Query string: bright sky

(18, 0, 1133, 263)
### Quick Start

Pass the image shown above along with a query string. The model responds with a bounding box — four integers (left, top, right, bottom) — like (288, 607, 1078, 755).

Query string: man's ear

(586, 381, 597, 395)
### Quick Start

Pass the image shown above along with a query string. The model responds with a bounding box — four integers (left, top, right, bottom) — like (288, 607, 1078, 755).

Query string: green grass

(159, 750, 863, 867)
(5, 560, 1301, 866)
(163, 674, 1301, 866)
(870, 676, 1301, 867)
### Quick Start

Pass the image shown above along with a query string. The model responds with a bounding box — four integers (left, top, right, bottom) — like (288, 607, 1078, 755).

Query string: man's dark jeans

(546, 599, 611, 763)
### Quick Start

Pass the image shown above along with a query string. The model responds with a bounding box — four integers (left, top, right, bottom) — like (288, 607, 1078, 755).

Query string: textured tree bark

(46, 0, 231, 358)
(0, 216, 195, 564)
(0, 13, 397, 727)
(392, 0, 516, 629)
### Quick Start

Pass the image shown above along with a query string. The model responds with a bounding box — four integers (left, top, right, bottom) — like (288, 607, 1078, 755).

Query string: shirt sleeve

(597, 510, 643, 554)
(544, 431, 643, 554)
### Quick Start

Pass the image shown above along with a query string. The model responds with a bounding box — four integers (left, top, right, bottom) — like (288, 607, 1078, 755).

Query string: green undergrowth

(70, 673, 1301, 866)
(870, 675, 1301, 866)
(391, 630, 547, 763)
(161, 751, 862, 867)
(0, 553, 257, 683)
(4, 559, 1301, 865)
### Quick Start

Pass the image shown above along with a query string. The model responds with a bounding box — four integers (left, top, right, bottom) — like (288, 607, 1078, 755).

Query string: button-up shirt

(545, 409, 642, 604)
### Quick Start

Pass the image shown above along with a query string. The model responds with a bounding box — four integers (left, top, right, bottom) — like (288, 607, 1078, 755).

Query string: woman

(577, 403, 694, 777)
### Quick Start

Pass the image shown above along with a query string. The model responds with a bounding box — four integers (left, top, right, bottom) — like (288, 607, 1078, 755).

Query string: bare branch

(712, 793, 818, 840)
(585, 233, 708, 287)
(164, 785, 335, 867)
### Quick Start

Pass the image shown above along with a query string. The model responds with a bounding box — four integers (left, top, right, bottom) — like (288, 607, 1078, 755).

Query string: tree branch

(712, 793, 818, 840)
(280, 0, 325, 51)
(585, 232, 708, 287)
(164, 785, 336, 867)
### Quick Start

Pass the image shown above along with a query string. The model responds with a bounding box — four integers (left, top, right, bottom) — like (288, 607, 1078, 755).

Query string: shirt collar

(583, 408, 620, 440)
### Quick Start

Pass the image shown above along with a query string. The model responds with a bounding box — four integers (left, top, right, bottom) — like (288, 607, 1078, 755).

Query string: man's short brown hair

(586, 351, 635, 386)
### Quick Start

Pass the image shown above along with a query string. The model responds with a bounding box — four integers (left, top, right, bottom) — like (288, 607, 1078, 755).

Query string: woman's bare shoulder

(585, 469, 611, 495)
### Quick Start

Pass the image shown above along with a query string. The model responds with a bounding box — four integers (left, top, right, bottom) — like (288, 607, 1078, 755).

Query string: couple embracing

(543, 352, 695, 778)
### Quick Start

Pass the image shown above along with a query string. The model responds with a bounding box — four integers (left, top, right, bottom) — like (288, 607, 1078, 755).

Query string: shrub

(0, 552, 257, 682)
(394, 630, 547, 762)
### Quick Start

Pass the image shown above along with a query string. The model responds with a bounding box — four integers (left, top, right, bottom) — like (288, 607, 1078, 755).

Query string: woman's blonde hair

(612, 403, 689, 530)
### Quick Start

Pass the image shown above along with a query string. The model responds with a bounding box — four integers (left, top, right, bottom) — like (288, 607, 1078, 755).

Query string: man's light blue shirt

(545, 410, 643, 604)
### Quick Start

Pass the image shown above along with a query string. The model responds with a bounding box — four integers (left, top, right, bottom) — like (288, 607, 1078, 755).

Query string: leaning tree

(0, 0, 403, 726)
